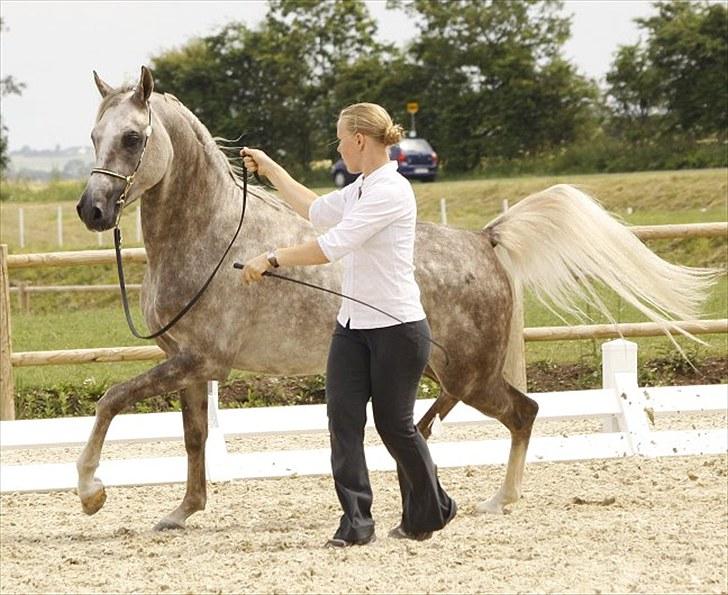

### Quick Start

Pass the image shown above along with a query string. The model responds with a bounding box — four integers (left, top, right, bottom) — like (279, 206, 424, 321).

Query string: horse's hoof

(80, 483, 107, 515)
(475, 499, 506, 515)
(153, 517, 186, 532)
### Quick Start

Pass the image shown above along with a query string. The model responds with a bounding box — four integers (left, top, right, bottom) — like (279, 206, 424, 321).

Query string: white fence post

(205, 381, 231, 481)
(502, 199, 509, 213)
(136, 206, 142, 243)
(601, 339, 635, 432)
(56, 206, 63, 247)
(97, 232, 103, 247)
(601, 339, 654, 456)
(439, 198, 447, 225)
(18, 208, 25, 249)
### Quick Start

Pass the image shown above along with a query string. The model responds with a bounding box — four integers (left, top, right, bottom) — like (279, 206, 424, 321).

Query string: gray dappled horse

(76, 67, 716, 530)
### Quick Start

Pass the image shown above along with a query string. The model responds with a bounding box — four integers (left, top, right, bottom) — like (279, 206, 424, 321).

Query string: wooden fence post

(17, 282, 30, 313)
(57, 206, 63, 247)
(18, 208, 25, 249)
(1, 245, 15, 420)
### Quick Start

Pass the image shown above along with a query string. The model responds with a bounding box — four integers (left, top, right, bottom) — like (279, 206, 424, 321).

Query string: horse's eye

(122, 132, 141, 149)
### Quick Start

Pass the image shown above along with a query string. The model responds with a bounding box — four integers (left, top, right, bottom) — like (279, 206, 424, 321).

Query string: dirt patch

(1, 452, 726, 594)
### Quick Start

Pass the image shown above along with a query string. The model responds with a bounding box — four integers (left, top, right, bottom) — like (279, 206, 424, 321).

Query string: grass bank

(1, 169, 725, 417)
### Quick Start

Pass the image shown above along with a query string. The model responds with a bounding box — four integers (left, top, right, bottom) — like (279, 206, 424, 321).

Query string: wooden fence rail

(7, 319, 727, 368)
(1, 221, 726, 420)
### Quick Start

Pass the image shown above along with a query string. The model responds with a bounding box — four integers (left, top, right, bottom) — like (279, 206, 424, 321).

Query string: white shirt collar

(361, 160, 398, 186)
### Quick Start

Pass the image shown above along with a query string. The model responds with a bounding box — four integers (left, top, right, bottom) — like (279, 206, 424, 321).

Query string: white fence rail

(1, 340, 725, 493)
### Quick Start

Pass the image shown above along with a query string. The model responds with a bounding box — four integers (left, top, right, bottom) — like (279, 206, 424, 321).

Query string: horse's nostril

(92, 207, 103, 221)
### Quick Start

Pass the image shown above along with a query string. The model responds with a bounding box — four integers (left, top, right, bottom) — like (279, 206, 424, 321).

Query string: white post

(502, 199, 509, 213)
(18, 208, 24, 249)
(205, 381, 231, 481)
(601, 339, 653, 456)
(56, 206, 63, 247)
(136, 206, 142, 243)
(439, 198, 447, 226)
(602, 339, 636, 432)
(97, 232, 103, 247)
(602, 339, 637, 390)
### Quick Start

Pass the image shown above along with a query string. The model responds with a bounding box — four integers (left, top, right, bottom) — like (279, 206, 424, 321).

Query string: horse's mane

(98, 86, 291, 213)
(159, 92, 291, 214)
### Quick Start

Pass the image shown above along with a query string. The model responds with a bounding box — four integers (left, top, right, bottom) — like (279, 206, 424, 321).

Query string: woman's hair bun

(384, 123, 404, 145)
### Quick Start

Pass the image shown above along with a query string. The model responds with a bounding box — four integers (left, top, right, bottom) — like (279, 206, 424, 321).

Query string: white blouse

(309, 160, 426, 329)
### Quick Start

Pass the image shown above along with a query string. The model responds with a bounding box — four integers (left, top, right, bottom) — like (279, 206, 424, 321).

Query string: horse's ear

(132, 66, 154, 105)
(93, 71, 114, 98)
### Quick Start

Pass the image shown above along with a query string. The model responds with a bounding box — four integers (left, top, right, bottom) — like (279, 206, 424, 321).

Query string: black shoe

(389, 500, 458, 542)
(324, 533, 376, 548)
(445, 500, 458, 526)
(388, 524, 432, 541)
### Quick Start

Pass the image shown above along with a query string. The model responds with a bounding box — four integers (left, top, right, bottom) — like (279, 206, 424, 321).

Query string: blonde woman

(240, 103, 456, 547)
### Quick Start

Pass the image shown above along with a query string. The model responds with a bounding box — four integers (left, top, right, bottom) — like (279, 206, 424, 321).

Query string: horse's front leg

(76, 353, 208, 516)
(154, 381, 208, 531)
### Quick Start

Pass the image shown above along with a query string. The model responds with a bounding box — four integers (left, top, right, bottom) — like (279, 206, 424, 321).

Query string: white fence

(14, 205, 143, 249)
(1, 339, 725, 493)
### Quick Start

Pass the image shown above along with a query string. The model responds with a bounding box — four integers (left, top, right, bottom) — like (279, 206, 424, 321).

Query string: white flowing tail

(485, 184, 721, 344)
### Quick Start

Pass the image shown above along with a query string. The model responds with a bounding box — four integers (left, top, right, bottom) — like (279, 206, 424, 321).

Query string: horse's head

(77, 66, 172, 231)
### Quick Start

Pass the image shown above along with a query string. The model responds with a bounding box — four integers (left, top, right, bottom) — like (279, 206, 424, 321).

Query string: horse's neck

(139, 110, 307, 270)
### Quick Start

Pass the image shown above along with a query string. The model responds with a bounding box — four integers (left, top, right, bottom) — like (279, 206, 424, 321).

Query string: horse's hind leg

(155, 381, 208, 530)
(416, 392, 459, 439)
(76, 354, 207, 516)
(466, 381, 539, 515)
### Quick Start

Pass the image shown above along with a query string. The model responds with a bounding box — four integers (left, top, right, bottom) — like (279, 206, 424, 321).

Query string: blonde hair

(339, 103, 404, 146)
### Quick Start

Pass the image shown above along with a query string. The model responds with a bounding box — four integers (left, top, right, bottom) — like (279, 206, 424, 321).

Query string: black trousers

(326, 318, 455, 541)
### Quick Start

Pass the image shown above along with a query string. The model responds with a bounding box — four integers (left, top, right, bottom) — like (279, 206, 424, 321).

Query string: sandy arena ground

(1, 414, 726, 594)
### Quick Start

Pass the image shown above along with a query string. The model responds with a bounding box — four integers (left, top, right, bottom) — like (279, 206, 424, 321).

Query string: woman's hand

(240, 146, 277, 179)
(241, 252, 271, 285)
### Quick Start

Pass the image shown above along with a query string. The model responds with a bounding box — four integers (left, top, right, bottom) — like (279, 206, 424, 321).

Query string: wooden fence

(1, 221, 726, 420)
(1, 339, 725, 493)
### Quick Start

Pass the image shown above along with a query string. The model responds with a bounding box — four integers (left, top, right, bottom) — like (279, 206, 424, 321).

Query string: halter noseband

(90, 101, 153, 227)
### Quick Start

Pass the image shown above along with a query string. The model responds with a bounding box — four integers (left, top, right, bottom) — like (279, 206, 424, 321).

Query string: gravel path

(1, 416, 726, 594)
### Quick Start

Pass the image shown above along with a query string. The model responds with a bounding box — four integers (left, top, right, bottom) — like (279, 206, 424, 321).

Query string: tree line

(148, 0, 725, 178)
(1, 1, 726, 177)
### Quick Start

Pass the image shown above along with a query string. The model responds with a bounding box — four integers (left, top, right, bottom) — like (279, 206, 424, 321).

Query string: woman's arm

(241, 240, 329, 285)
(241, 147, 317, 220)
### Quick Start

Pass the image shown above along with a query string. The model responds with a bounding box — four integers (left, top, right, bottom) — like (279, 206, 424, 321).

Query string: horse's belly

(229, 312, 335, 376)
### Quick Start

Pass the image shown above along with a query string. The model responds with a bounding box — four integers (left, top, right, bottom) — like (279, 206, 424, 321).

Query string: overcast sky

(0, 0, 656, 152)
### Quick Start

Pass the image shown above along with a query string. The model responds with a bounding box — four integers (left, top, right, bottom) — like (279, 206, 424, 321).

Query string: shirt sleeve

(317, 188, 408, 263)
(309, 189, 346, 232)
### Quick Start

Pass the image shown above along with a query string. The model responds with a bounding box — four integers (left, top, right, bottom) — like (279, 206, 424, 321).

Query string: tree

(605, 44, 663, 140)
(151, 0, 384, 175)
(387, 0, 599, 170)
(0, 18, 26, 174)
(640, 0, 727, 136)
(606, 1, 728, 139)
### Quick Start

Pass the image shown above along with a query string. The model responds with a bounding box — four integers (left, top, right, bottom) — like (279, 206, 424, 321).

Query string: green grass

(2, 169, 726, 392)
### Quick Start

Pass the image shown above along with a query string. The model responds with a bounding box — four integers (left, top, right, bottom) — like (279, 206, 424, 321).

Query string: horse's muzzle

(76, 187, 119, 231)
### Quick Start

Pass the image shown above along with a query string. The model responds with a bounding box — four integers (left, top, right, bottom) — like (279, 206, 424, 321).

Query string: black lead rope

(113, 166, 249, 339)
(233, 264, 450, 366)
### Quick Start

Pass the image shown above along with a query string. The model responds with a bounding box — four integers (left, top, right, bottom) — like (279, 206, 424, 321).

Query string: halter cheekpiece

(90, 101, 153, 227)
